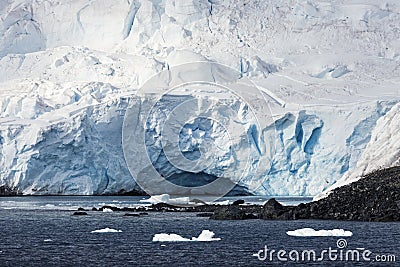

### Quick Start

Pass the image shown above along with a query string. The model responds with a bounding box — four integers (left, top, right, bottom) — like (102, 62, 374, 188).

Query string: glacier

(0, 0, 400, 196)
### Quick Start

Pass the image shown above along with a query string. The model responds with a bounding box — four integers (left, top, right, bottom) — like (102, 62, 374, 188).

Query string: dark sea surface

(0, 196, 398, 266)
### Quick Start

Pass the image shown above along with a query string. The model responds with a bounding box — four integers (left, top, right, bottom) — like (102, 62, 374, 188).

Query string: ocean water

(0, 196, 398, 266)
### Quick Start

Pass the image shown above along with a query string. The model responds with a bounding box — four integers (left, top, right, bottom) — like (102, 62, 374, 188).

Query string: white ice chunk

(286, 228, 353, 237)
(153, 230, 221, 242)
(152, 233, 191, 242)
(191, 230, 221, 241)
(91, 228, 122, 233)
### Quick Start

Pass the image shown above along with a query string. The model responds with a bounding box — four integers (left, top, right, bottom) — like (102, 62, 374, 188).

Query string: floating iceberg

(286, 228, 353, 237)
(191, 230, 221, 242)
(91, 228, 122, 233)
(152, 233, 191, 242)
(152, 230, 221, 242)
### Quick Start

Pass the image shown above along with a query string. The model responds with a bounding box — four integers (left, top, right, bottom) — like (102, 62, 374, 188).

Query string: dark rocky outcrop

(210, 166, 400, 221)
(260, 198, 290, 219)
(0, 185, 21, 196)
(210, 206, 247, 220)
(210, 205, 260, 220)
(83, 167, 400, 221)
(297, 166, 400, 221)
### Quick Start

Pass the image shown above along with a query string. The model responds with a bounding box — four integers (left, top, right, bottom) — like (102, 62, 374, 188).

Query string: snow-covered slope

(0, 0, 399, 195)
(315, 101, 400, 200)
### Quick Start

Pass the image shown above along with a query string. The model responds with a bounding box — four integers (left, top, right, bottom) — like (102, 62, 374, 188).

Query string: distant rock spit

(73, 166, 400, 222)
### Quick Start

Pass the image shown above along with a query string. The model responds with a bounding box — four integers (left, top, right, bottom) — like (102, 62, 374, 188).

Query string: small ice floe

(43, 239, 53, 242)
(153, 233, 191, 242)
(103, 208, 113, 213)
(286, 228, 353, 237)
(152, 230, 221, 242)
(91, 228, 122, 233)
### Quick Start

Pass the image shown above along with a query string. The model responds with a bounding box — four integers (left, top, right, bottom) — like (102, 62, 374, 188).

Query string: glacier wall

(0, 90, 396, 195)
(0, 98, 135, 195)
(253, 101, 397, 195)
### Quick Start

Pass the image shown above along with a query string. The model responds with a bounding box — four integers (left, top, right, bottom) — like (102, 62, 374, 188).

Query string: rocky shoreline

(212, 166, 400, 222)
(75, 167, 400, 222)
(0, 185, 21, 196)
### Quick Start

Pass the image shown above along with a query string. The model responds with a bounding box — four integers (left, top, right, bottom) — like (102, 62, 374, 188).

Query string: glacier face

(0, 0, 400, 196)
(0, 90, 396, 196)
(0, 98, 135, 195)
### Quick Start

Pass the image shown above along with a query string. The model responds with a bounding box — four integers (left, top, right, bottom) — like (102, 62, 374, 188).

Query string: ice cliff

(0, 0, 399, 196)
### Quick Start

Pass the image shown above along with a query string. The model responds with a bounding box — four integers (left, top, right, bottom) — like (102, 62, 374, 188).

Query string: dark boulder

(210, 205, 255, 220)
(260, 198, 287, 219)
